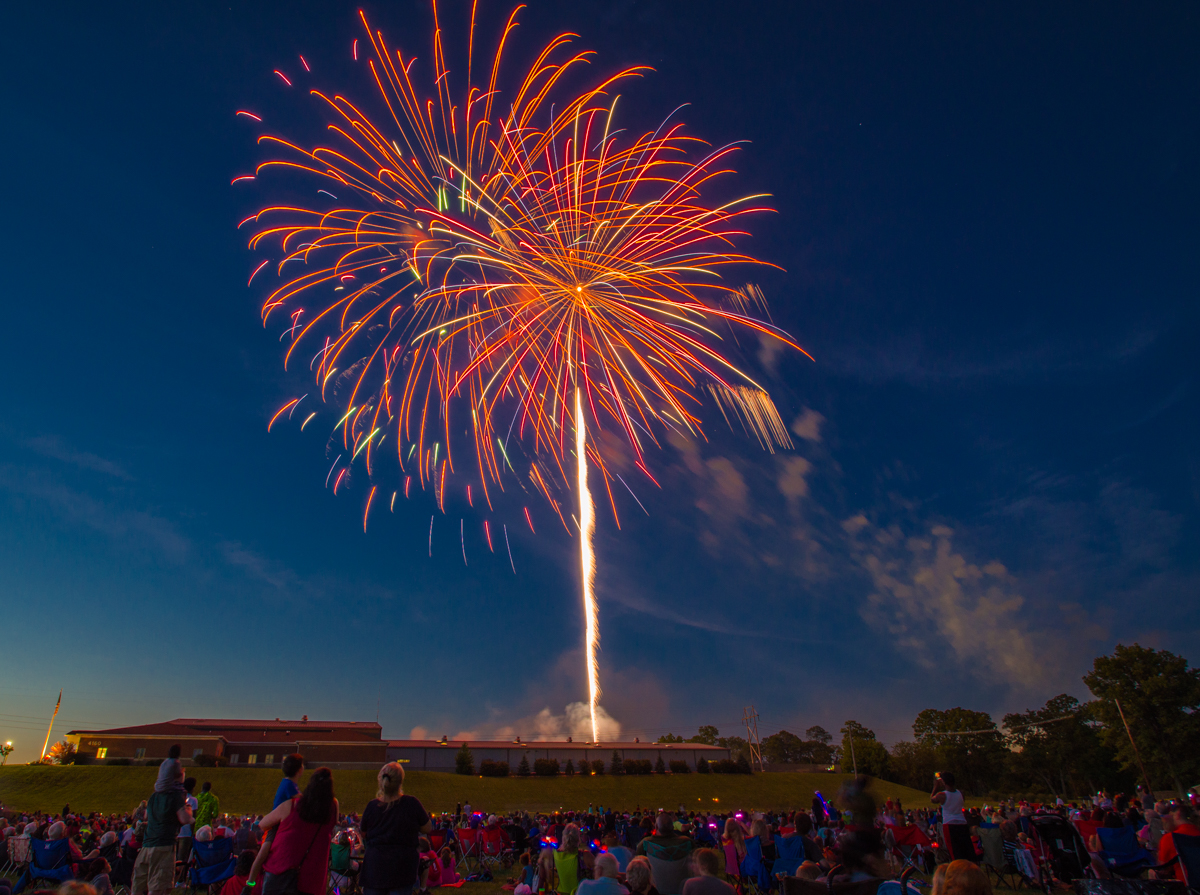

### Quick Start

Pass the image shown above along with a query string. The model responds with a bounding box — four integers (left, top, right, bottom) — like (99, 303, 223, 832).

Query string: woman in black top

(360, 762, 432, 895)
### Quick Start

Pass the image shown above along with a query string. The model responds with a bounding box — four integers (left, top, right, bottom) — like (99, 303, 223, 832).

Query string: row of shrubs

(469, 754, 753, 776)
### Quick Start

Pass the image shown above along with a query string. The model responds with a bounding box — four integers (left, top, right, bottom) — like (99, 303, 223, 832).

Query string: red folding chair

(457, 827, 482, 871)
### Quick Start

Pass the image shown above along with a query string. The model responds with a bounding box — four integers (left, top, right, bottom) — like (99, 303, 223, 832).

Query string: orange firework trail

(244, 2, 808, 740)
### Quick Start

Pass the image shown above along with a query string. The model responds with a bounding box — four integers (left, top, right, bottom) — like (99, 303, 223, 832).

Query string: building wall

(385, 744, 730, 771)
(65, 734, 223, 762)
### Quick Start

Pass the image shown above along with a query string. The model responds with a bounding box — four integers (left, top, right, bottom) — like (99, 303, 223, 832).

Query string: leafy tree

(517, 754, 531, 777)
(717, 735, 750, 761)
(1084, 644, 1200, 794)
(888, 740, 940, 789)
(839, 722, 889, 777)
(912, 708, 1007, 794)
(657, 733, 684, 743)
(48, 740, 77, 766)
(762, 730, 807, 764)
(610, 750, 623, 775)
(1003, 695, 1121, 797)
(805, 726, 832, 745)
(689, 726, 720, 745)
(669, 760, 690, 774)
(533, 758, 560, 776)
(696, 758, 710, 774)
(591, 759, 605, 775)
(0, 742, 13, 766)
(455, 743, 474, 775)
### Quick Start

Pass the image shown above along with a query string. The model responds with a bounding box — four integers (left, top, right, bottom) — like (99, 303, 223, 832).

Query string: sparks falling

(245, 2, 809, 741)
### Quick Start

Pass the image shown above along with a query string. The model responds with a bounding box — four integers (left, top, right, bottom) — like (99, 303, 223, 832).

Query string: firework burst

(243, 2, 807, 740)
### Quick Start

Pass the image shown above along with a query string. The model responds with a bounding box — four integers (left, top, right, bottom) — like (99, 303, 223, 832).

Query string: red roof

(387, 739, 727, 750)
(68, 718, 383, 742)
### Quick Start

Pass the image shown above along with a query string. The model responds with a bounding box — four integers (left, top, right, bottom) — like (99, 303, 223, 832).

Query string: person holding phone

(931, 773, 973, 862)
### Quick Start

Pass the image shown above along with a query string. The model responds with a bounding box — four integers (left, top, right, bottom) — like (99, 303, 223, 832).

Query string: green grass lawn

(0, 766, 933, 816)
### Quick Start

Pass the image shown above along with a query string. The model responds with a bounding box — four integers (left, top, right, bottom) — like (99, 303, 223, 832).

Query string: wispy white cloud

(25, 435, 132, 479)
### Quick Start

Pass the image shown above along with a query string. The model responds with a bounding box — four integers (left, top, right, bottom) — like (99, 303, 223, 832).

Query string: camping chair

(480, 826, 512, 870)
(773, 835, 806, 879)
(741, 836, 772, 895)
(978, 828, 1028, 890)
(641, 838, 695, 895)
(188, 837, 237, 894)
(13, 838, 74, 894)
(5, 836, 32, 878)
(328, 839, 360, 895)
(1095, 827, 1156, 878)
(891, 825, 935, 878)
(1171, 832, 1200, 894)
(456, 826, 482, 872)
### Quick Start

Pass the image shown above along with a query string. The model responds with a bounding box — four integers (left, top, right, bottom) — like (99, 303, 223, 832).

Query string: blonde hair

(942, 860, 992, 895)
(377, 762, 405, 804)
(723, 818, 745, 848)
(561, 823, 581, 853)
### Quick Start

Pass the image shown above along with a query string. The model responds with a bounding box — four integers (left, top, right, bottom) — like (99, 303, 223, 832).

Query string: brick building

(66, 718, 387, 767)
(386, 738, 730, 771)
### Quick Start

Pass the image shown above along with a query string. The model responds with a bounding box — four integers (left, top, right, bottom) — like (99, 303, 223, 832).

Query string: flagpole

(40, 690, 62, 761)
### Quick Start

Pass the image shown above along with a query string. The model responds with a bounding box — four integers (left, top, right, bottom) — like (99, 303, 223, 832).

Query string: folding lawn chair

(188, 837, 237, 894)
(1094, 826, 1158, 879)
(457, 826, 482, 872)
(772, 835, 805, 879)
(13, 838, 74, 894)
(479, 826, 512, 871)
(4, 836, 32, 879)
(890, 825, 935, 878)
(978, 828, 1029, 890)
(741, 836, 772, 895)
(1172, 832, 1200, 894)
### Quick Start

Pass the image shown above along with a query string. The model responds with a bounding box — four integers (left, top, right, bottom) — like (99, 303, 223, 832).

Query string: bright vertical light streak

(575, 387, 600, 744)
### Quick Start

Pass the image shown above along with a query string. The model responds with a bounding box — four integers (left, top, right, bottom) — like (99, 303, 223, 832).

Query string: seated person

(220, 851, 256, 895)
(681, 849, 734, 895)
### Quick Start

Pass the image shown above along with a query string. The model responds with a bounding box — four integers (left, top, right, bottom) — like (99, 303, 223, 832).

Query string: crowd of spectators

(2, 752, 1198, 895)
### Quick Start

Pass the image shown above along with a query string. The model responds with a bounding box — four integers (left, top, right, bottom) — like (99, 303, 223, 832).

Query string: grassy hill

(0, 766, 933, 816)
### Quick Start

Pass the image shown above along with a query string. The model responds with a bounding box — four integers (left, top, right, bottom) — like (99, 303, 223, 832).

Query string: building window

(193, 749, 204, 759)
(264, 754, 275, 765)
(135, 748, 146, 759)
(229, 754, 239, 764)
(95, 748, 107, 759)
(248, 754, 258, 765)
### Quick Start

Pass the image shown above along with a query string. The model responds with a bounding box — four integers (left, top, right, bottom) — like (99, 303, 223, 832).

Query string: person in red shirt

(1157, 803, 1200, 882)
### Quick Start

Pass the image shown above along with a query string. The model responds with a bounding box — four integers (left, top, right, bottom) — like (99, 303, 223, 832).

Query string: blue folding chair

(14, 838, 74, 894)
(1170, 832, 1200, 893)
(741, 836, 772, 895)
(772, 835, 805, 879)
(189, 837, 238, 891)
(1096, 826, 1155, 878)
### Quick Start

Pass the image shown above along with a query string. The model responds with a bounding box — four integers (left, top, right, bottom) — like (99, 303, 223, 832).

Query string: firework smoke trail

(575, 387, 600, 744)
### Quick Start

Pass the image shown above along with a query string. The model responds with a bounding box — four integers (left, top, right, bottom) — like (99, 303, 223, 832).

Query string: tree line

(658, 644, 1200, 798)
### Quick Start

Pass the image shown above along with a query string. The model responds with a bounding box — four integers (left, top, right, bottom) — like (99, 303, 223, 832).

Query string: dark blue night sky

(2, 0, 1197, 762)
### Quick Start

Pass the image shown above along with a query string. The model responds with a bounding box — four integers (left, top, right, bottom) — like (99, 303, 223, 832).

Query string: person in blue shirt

(273, 754, 305, 809)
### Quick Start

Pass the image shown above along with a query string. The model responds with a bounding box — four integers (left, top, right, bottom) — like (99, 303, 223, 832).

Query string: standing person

(177, 778, 199, 865)
(932, 773, 973, 862)
(250, 767, 338, 895)
(275, 755, 306, 809)
(131, 779, 194, 895)
(194, 783, 220, 833)
(359, 762, 432, 895)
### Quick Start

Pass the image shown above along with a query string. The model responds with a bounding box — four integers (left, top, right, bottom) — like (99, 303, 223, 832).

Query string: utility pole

(849, 733, 857, 776)
(742, 706, 764, 772)
(40, 690, 62, 762)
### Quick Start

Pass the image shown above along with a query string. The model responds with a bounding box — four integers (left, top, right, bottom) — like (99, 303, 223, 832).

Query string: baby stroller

(1028, 815, 1091, 889)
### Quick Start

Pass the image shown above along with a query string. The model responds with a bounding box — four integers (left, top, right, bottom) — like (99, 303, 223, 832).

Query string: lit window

(229, 754, 239, 764)
(135, 748, 146, 759)
(248, 754, 258, 765)
(96, 748, 107, 759)
(193, 749, 204, 759)
(265, 754, 275, 765)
